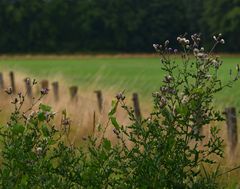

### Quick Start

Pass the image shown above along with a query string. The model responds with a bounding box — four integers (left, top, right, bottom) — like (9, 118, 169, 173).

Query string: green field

(1, 55, 240, 109)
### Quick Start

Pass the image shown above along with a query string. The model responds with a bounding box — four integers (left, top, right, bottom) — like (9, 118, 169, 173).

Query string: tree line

(0, 0, 239, 53)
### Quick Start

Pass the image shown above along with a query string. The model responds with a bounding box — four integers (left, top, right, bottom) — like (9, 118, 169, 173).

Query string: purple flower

(40, 88, 49, 95)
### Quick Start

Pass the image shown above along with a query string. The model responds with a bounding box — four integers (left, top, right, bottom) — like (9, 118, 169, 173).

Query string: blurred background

(0, 0, 239, 53)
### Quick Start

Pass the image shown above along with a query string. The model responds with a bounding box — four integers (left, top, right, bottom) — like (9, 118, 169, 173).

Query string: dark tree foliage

(0, 0, 238, 53)
(202, 0, 240, 52)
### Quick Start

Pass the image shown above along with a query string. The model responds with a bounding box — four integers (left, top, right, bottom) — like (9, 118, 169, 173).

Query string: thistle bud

(220, 39, 225, 44)
(160, 97, 167, 108)
(163, 75, 173, 83)
(164, 40, 169, 46)
(40, 88, 49, 95)
(116, 92, 125, 101)
(193, 48, 199, 55)
(153, 44, 160, 51)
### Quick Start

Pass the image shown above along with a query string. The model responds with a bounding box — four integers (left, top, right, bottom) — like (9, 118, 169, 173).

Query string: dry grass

(0, 71, 151, 144)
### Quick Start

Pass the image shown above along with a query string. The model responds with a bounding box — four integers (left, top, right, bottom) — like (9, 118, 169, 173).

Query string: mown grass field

(0, 55, 240, 109)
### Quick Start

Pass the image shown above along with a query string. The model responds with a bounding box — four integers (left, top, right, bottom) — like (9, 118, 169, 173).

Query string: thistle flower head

(163, 75, 173, 83)
(40, 88, 49, 95)
(164, 40, 169, 47)
(116, 92, 125, 101)
(153, 44, 159, 51)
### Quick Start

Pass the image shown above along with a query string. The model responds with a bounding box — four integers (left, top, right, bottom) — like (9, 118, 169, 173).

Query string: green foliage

(0, 34, 239, 188)
(0, 0, 239, 53)
(202, 0, 240, 52)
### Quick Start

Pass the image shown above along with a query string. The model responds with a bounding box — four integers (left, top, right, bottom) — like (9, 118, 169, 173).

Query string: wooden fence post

(52, 81, 59, 102)
(69, 86, 78, 101)
(24, 78, 32, 97)
(93, 111, 96, 134)
(0, 72, 4, 90)
(41, 80, 49, 89)
(224, 107, 238, 154)
(94, 90, 103, 112)
(132, 93, 141, 121)
(9, 71, 16, 94)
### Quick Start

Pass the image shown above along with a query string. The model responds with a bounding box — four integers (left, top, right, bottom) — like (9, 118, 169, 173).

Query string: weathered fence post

(132, 93, 141, 121)
(0, 72, 4, 90)
(52, 81, 59, 102)
(94, 90, 103, 112)
(69, 86, 78, 101)
(224, 107, 238, 155)
(93, 111, 96, 134)
(9, 71, 16, 94)
(41, 80, 49, 89)
(24, 78, 32, 97)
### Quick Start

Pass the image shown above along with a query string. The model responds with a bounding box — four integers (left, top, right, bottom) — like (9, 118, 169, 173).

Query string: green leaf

(192, 87, 204, 95)
(162, 108, 174, 122)
(39, 103, 52, 112)
(110, 116, 120, 130)
(38, 112, 45, 121)
(11, 124, 25, 135)
(41, 124, 50, 137)
(108, 100, 118, 116)
(19, 175, 28, 186)
(176, 105, 188, 116)
(102, 138, 111, 151)
(194, 151, 199, 163)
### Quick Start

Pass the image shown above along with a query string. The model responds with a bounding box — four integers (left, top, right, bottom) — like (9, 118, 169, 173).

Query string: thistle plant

(0, 81, 84, 188)
(95, 33, 240, 188)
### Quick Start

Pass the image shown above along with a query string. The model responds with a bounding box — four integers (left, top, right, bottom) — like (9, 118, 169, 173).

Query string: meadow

(0, 54, 240, 109)
(1, 54, 240, 187)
